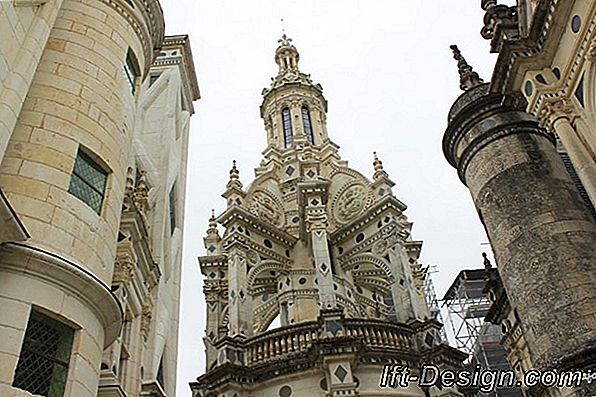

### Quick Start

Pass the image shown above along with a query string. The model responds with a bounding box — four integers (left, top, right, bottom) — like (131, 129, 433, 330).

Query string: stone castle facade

(0, 1, 199, 397)
(190, 35, 465, 397)
(443, 1, 595, 396)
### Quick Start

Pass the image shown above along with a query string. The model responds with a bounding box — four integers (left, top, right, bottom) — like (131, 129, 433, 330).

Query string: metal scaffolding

(422, 264, 447, 341)
(442, 268, 522, 397)
(442, 269, 492, 357)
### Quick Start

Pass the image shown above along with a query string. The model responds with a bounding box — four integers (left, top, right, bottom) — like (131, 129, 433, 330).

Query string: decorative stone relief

(113, 257, 134, 284)
(246, 250, 260, 265)
(333, 183, 369, 224)
(140, 303, 153, 341)
(249, 189, 284, 227)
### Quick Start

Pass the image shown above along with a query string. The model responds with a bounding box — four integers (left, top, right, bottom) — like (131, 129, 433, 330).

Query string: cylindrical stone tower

(443, 47, 596, 372)
(0, 1, 164, 396)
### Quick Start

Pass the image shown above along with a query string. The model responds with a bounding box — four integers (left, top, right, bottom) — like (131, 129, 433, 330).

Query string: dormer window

(302, 106, 314, 145)
(282, 108, 293, 148)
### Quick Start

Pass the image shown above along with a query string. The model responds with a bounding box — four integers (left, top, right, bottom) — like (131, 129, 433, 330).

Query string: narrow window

(12, 310, 74, 397)
(302, 106, 314, 144)
(124, 52, 138, 95)
(282, 108, 293, 148)
(574, 73, 585, 108)
(157, 356, 165, 388)
(169, 183, 177, 235)
(68, 149, 108, 214)
(149, 73, 161, 87)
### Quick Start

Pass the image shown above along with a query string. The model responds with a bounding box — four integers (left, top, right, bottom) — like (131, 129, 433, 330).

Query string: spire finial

(281, 18, 285, 35)
(207, 209, 218, 235)
(450, 45, 484, 91)
(226, 160, 243, 190)
(373, 151, 388, 181)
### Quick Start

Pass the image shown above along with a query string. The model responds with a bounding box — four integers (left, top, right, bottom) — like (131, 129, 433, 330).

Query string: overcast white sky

(159, 1, 501, 395)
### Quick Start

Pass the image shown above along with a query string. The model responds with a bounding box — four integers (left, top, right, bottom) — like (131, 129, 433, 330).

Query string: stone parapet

(192, 315, 464, 394)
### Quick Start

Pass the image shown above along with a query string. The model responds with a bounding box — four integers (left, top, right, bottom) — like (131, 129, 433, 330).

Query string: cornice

(0, 242, 123, 348)
(330, 195, 407, 244)
(153, 34, 201, 113)
(218, 206, 297, 247)
(100, 0, 165, 76)
(0, 189, 30, 243)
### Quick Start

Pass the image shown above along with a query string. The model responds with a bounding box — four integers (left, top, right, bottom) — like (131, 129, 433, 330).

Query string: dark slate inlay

(334, 364, 348, 382)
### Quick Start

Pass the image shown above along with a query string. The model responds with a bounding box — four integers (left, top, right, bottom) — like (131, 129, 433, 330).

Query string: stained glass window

(68, 149, 108, 214)
(302, 106, 314, 145)
(282, 108, 293, 148)
(12, 310, 74, 397)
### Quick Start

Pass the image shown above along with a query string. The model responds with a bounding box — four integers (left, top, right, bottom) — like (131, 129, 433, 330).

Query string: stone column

(548, 110, 596, 208)
(387, 244, 422, 323)
(228, 248, 252, 337)
(444, 85, 596, 372)
(304, 187, 336, 310)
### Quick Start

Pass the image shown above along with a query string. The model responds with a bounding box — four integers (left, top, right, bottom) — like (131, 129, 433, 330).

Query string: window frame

(12, 309, 75, 397)
(124, 51, 139, 95)
(282, 107, 293, 148)
(301, 106, 314, 145)
(68, 148, 109, 215)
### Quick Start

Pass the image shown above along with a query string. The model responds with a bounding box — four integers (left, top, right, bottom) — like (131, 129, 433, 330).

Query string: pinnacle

(207, 209, 218, 235)
(450, 45, 484, 91)
(226, 160, 243, 190)
(373, 151, 388, 181)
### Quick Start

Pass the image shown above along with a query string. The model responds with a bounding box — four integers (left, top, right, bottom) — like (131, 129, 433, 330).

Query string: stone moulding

(0, 242, 123, 348)
(0, 189, 30, 243)
(193, 316, 465, 391)
(100, 0, 165, 76)
(444, 87, 556, 185)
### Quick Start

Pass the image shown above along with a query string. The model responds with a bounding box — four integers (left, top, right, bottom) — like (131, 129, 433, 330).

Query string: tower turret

(261, 35, 329, 152)
(443, 45, 596, 373)
(192, 37, 466, 397)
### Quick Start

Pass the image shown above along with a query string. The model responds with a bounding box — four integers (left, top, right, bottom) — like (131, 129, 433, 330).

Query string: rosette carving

(333, 183, 369, 224)
(249, 190, 284, 227)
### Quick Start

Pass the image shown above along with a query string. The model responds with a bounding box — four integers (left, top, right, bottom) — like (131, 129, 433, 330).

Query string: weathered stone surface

(444, 87, 596, 372)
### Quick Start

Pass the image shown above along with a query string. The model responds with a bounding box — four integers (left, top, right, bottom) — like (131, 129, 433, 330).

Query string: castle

(190, 34, 465, 397)
(0, 1, 594, 397)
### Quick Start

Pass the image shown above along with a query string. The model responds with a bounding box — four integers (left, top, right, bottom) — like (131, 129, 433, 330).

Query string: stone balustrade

(220, 318, 416, 367)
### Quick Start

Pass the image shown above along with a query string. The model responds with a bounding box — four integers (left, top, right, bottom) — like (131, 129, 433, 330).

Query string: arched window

(282, 108, 293, 148)
(302, 106, 314, 144)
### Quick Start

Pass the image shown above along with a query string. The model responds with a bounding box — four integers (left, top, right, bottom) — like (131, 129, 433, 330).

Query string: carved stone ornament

(373, 240, 388, 255)
(113, 258, 134, 284)
(140, 303, 153, 340)
(333, 183, 368, 224)
(246, 250, 260, 265)
(249, 190, 284, 227)
(589, 42, 596, 60)
(539, 98, 578, 128)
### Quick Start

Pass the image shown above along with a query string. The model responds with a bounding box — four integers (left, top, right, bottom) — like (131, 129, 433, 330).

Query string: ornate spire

(226, 160, 243, 190)
(373, 152, 388, 181)
(450, 45, 484, 91)
(275, 34, 300, 75)
(207, 209, 219, 237)
(206, 209, 218, 236)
